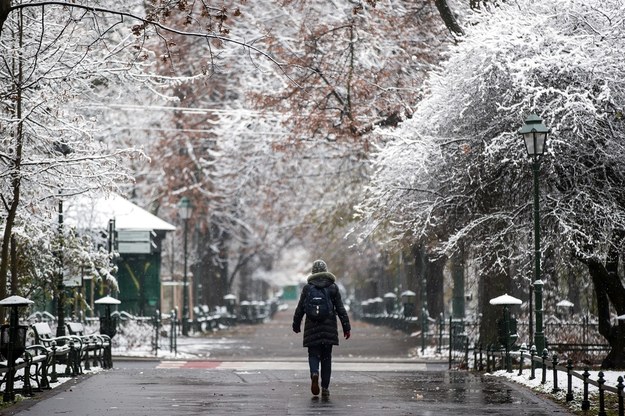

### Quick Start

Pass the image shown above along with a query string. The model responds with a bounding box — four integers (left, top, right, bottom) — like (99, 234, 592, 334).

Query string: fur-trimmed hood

(307, 271, 336, 288)
(293, 270, 351, 347)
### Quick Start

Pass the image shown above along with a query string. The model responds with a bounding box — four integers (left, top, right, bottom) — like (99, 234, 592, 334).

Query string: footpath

(2, 306, 574, 416)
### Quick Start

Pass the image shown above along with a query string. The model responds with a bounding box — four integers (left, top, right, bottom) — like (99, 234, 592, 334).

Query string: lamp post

(52, 143, 72, 338)
(55, 195, 66, 338)
(518, 113, 550, 353)
(178, 196, 193, 336)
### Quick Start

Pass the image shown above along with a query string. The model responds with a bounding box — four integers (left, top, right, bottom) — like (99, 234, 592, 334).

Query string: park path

(173, 302, 430, 362)
(3, 303, 573, 415)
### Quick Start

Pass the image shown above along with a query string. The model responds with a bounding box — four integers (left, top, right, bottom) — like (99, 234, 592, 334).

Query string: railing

(360, 308, 620, 413)
(484, 346, 625, 416)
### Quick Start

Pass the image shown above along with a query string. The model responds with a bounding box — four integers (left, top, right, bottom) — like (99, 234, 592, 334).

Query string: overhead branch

(2, 1, 286, 72)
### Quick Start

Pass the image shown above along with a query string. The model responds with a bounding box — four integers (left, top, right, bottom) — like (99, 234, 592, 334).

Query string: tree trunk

(0, 12, 23, 306)
(478, 249, 513, 347)
(603, 325, 625, 369)
(413, 245, 428, 316)
(434, 0, 464, 37)
(0, 0, 10, 35)
(582, 235, 625, 369)
(427, 255, 446, 318)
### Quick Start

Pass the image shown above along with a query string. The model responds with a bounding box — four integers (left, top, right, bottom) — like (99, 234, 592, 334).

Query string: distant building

(65, 193, 175, 316)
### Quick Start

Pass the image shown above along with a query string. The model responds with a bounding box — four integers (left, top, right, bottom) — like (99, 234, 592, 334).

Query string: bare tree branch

(2, 1, 286, 71)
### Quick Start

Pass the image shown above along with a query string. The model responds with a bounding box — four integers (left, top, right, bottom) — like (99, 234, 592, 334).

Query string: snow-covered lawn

(494, 368, 624, 415)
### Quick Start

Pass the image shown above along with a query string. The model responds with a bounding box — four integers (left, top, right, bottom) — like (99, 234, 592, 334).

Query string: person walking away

(292, 259, 351, 398)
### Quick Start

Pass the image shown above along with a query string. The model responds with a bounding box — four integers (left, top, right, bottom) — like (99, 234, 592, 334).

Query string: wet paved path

(4, 304, 573, 415)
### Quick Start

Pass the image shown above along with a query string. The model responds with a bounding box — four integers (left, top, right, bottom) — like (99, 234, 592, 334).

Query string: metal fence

(485, 346, 625, 416)
(359, 310, 610, 370)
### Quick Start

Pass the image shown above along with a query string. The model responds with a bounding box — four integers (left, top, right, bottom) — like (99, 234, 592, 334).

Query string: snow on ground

(493, 368, 625, 414)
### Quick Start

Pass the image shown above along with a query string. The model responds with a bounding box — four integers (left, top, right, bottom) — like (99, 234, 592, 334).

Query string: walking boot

(311, 373, 320, 395)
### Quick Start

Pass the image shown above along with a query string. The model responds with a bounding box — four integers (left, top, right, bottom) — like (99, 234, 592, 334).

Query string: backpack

(305, 284, 334, 322)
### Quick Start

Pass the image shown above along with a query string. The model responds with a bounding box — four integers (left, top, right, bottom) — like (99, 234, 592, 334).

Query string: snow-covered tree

(139, 0, 452, 304)
(0, 0, 280, 309)
(358, 0, 625, 367)
(0, 3, 145, 304)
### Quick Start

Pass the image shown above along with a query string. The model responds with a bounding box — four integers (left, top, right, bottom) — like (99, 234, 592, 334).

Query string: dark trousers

(308, 344, 333, 389)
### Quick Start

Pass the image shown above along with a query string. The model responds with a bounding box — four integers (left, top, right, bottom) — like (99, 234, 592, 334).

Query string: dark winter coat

(292, 271, 351, 347)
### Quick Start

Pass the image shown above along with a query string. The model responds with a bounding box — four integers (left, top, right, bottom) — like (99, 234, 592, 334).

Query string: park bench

(65, 322, 111, 370)
(22, 344, 51, 391)
(30, 322, 79, 378)
(0, 325, 50, 399)
(0, 350, 33, 399)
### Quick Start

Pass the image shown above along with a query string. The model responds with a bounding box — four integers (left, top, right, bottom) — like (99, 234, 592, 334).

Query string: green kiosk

(65, 193, 176, 317)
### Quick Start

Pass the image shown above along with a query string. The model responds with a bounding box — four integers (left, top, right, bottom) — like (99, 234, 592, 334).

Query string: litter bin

(497, 316, 518, 348)
(0, 324, 27, 361)
(401, 290, 416, 318)
(383, 293, 397, 315)
(223, 294, 237, 315)
(95, 295, 121, 339)
(99, 315, 118, 339)
(0, 295, 34, 402)
(240, 301, 251, 322)
(371, 297, 384, 315)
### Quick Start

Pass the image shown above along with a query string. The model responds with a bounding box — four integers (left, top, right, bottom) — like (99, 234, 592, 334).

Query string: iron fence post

(518, 344, 526, 376)
(529, 345, 536, 380)
(448, 316, 452, 369)
(617, 376, 624, 416)
(566, 359, 574, 402)
(551, 353, 559, 393)
(598, 371, 607, 416)
(153, 309, 161, 356)
(479, 344, 484, 372)
(582, 368, 590, 411)
(473, 344, 477, 371)
(438, 313, 443, 354)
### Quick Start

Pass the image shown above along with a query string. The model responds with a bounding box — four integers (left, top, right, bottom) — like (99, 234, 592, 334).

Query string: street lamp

(53, 142, 72, 338)
(55, 194, 66, 338)
(518, 113, 550, 353)
(178, 196, 193, 336)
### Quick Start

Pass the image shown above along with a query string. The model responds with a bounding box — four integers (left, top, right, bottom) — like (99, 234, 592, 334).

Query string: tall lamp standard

(52, 142, 72, 338)
(518, 113, 550, 353)
(178, 196, 193, 336)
